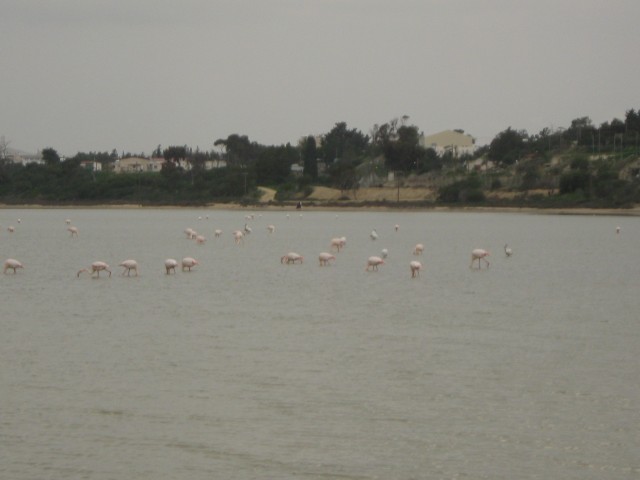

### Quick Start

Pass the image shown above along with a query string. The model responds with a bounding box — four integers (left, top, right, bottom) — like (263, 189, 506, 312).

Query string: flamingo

(4, 259, 24, 274)
(281, 252, 304, 264)
(119, 259, 138, 276)
(65, 219, 71, 225)
(196, 235, 206, 244)
(413, 243, 424, 255)
(244, 223, 252, 234)
(184, 228, 197, 239)
(267, 224, 275, 234)
(181, 257, 198, 271)
(214, 229, 222, 238)
(410, 260, 423, 278)
(318, 252, 336, 266)
(330, 237, 344, 252)
(366, 256, 385, 271)
(370, 229, 379, 241)
(68, 226, 79, 237)
(616, 226, 621, 234)
(233, 230, 244, 245)
(165, 258, 178, 274)
(394, 224, 399, 232)
(381, 248, 389, 259)
(504, 244, 513, 257)
(470, 249, 490, 269)
(77, 261, 111, 278)
(7, 226, 15, 233)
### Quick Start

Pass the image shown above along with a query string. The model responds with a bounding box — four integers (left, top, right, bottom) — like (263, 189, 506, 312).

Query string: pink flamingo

(119, 259, 138, 276)
(410, 260, 423, 278)
(470, 249, 490, 269)
(196, 235, 206, 244)
(182, 257, 198, 271)
(318, 252, 336, 266)
(394, 224, 399, 232)
(77, 261, 111, 278)
(413, 243, 424, 255)
(233, 230, 244, 245)
(7, 226, 15, 233)
(267, 224, 276, 234)
(68, 226, 79, 237)
(366, 256, 385, 271)
(184, 228, 197, 239)
(281, 252, 303, 264)
(165, 258, 178, 274)
(330, 237, 346, 252)
(4, 258, 24, 274)
(214, 229, 222, 238)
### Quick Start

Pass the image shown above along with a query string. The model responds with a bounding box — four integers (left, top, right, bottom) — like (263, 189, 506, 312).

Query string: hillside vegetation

(2, 112, 640, 209)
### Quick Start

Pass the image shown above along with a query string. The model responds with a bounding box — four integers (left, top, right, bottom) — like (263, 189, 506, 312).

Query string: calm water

(1, 208, 639, 479)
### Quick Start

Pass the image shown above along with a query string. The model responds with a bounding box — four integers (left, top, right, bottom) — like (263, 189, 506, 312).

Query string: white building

(420, 130, 476, 157)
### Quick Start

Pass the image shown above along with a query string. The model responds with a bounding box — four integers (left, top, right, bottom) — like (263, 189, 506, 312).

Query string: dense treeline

(1, 109, 640, 207)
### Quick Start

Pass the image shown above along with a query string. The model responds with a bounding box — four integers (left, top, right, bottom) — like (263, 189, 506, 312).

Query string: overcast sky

(2, 0, 639, 157)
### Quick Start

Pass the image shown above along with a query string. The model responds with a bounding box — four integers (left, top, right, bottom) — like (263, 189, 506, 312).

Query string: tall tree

(320, 122, 369, 165)
(487, 127, 527, 165)
(42, 147, 61, 166)
(302, 136, 318, 180)
(214, 134, 254, 167)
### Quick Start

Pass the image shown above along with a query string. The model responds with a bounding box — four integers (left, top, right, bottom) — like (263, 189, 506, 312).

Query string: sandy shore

(2, 202, 639, 216)
(2, 187, 639, 216)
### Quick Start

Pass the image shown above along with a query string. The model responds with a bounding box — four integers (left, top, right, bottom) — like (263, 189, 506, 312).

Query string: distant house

(290, 163, 304, 176)
(114, 156, 227, 173)
(420, 130, 476, 157)
(5, 147, 43, 165)
(81, 161, 102, 172)
(114, 157, 164, 173)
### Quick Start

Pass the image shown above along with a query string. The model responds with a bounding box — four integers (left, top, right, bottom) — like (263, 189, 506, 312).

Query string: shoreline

(1, 202, 639, 216)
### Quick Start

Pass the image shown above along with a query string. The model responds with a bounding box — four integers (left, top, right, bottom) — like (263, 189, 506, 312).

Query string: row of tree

(1, 109, 639, 205)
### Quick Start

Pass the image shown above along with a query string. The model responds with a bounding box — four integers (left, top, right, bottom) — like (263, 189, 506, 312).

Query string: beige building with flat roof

(420, 130, 476, 157)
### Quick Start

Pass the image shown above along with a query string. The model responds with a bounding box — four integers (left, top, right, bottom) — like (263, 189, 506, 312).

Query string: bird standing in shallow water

(470, 249, 490, 269)
(504, 244, 513, 257)
(410, 261, 422, 278)
(4, 259, 24, 274)
(77, 261, 111, 278)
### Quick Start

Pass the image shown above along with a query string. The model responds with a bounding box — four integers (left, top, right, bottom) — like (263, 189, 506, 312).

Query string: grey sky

(2, 0, 639, 157)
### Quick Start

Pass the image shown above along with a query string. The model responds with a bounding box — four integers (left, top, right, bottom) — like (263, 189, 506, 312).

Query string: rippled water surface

(1, 208, 639, 479)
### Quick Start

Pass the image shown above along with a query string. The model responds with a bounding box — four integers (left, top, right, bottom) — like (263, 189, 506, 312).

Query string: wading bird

(119, 259, 138, 276)
(318, 252, 336, 266)
(504, 244, 513, 257)
(4, 259, 24, 274)
(281, 252, 303, 264)
(470, 249, 490, 269)
(410, 260, 422, 278)
(366, 256, 384, 271)
(181, 257, 198, 271)
(77, 261, 111, 278)
(165, 259, 178, 274)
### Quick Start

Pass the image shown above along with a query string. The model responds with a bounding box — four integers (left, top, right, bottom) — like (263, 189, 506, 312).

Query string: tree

(487, 127, 527, 165)
(383, 125, 425, 172)
(163, 146, 188, 168)
(320, 122, 369, 165)
(41, 147, 61, 166)
(214, 134, 255, 167)
(302, 136, 318, 180)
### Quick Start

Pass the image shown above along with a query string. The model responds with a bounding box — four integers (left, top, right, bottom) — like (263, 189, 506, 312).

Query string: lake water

(1, 208, 639, 479)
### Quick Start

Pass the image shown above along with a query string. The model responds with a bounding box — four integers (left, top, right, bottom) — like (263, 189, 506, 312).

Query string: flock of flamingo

(0, 212, 518, 279)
